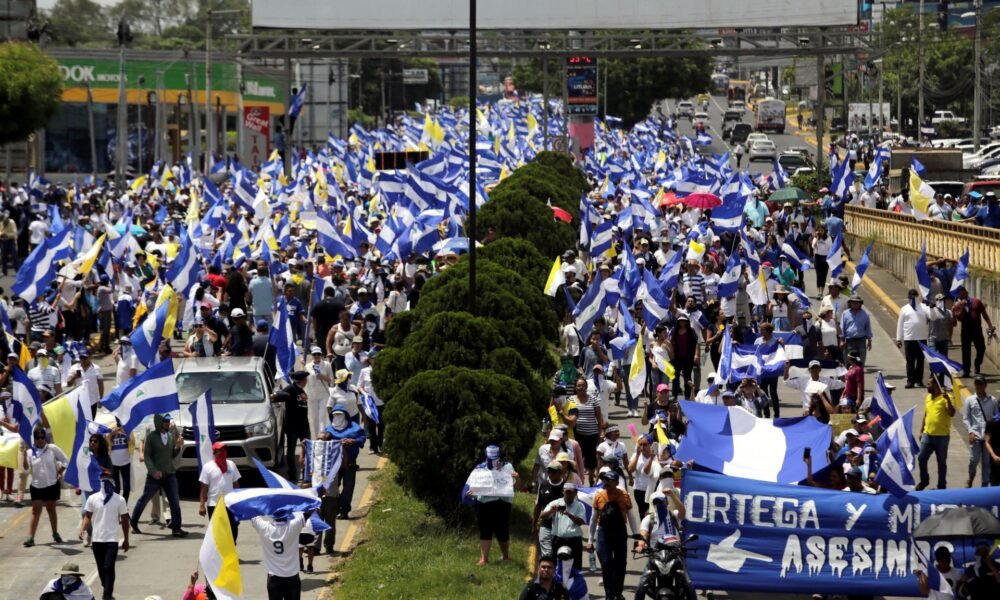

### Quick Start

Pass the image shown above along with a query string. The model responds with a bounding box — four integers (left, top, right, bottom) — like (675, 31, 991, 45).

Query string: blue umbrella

(114, 223, 147, 235)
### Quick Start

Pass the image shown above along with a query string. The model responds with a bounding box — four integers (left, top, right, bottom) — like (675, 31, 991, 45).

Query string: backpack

(598, 492, 625, 533)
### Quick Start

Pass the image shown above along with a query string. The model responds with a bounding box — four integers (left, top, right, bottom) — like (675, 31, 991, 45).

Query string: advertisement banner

(681, 469, 1000, 596)
(566, 56, 598, 116)
(242, 106, 271, 173)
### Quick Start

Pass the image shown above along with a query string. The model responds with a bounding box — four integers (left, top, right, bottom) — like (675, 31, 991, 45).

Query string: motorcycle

(635, 533, 699, 600)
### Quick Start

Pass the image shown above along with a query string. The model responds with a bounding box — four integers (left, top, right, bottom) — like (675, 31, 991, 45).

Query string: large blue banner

(682, 469, 1000, 595)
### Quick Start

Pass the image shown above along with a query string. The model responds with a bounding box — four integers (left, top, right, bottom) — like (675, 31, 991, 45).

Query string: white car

(731, 101, 746, 112)
(694, 112, 710, 125)
(676, 101, 695, 118)
(963, 143, 1000, 169)
(748, 140, 777, 162)
(746, 132, 770, 145)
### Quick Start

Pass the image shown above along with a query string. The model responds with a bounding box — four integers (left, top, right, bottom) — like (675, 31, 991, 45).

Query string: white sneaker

(84, 533, 91, 548)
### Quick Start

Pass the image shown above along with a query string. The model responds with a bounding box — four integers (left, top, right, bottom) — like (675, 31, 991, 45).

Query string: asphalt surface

(0, 326, 383, 600)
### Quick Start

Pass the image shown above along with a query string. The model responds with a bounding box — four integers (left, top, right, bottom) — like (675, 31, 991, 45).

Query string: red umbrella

(662, 191, 683, 207)
(682, 192, 723, 209)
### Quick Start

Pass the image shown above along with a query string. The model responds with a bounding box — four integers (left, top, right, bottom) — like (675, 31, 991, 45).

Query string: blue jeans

(969, 438, 992, 487)
(131, 473, 183, 532)
(597, 526, 628, 599)
(917, 434, 950, 489)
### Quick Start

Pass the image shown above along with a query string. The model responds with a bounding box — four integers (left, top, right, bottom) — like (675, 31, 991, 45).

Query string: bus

(755, 98, 787, 134)
(711, 73, 730, 95)
(727, 79, 750, 104)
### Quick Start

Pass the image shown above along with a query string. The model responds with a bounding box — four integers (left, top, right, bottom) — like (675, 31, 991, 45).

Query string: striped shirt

(683, 273, 705, 306)
(574, 396, 601, 436)
(29, 302, 55, 333)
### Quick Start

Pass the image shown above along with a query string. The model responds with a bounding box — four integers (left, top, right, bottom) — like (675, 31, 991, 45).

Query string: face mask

(909, 297, 917, 308)
(936, 301, 945, 310)
(332, 414, 348, 429)
(60, 576, 77, 586)
(366, 323, 377, 333)
(763, 268, 772, 277)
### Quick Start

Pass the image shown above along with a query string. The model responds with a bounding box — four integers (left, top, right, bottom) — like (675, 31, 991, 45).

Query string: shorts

(475, 500, 512, 542)
(576, 433, 600, 471)
(30, 483, 60, 502)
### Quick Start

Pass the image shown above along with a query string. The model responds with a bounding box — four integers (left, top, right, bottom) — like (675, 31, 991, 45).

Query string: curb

(846, 259, 901, 319)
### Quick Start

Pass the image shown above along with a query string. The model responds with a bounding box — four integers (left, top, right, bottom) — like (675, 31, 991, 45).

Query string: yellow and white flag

(909, 171, 936, 221)
(154, 284, 179, 339)
(686, 239, 706, 262)
(543, 257, 565, 297)
(199, 495, 243, 600)
(628, 336, 647, 400)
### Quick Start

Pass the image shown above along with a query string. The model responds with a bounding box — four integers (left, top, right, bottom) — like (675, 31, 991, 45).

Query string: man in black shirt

(274, 371, 311, 482)
(253, 320, 276, 378)
(198, 303, 228, 355)
(311, 288, 344, 354)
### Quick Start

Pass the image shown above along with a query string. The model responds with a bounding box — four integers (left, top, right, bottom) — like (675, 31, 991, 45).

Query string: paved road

(0, 328, 383, 599)
(576, 251, 973, 600)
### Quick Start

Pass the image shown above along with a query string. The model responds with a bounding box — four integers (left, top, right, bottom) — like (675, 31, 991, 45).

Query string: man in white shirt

(113, 337, 142, 386)
(782, 360, 845, 412)
(67, 351, 103, 419)
(356, 351, 384, 454)
(79, 478, 130, 600)
(28, 349, 62, 401)
(896, 289, 930, 388)
(251, 510, 308, 600)
(198, 442, 241, 541)
(304, 347, 334, 440)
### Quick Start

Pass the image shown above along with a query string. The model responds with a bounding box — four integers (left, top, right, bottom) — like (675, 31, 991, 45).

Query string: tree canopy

(0, 43, 63, 146)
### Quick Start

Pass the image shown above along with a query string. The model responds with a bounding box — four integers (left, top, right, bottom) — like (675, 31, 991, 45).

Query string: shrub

(384, 367, 539, 514)
(477, 238, 552, 290)
(477, 185, 576, 259)
(493, 163, 579, 216)
(531, 151, 590, 196)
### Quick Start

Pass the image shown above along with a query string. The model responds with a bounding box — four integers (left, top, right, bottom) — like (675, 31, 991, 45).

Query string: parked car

(931, 110, 966, 125)
(777, 152, 810, 171)
(694, 112, 710, 125)
(925, 181, 965, 199)
(748, 140, 777, 161)
(676, 101, 695, 118)
(173, 357, 284, 471)
(746, 132, 769, 145)
(964, 179, 1000, 198)
(963, 143, 1000, 169)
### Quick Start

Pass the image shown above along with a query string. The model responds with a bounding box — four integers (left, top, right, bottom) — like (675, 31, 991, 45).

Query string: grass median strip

(330, 462, 536, 599)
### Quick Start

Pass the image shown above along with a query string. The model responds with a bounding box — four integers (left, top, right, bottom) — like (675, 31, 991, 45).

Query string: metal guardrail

(845, 205, 1000, 271)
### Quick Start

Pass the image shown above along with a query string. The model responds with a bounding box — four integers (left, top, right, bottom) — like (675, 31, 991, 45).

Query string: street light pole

(918, 0, 925, 137)
(468, 0, 477, 315)
(206, 11, 213, 173)
(974, 0, 982, 153)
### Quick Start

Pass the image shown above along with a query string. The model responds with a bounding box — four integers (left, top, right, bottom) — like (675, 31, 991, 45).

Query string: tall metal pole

(542, 58, 549, 149)
(468, 0, 477, 314)
(236, 58, 244, 160)
(205, 12, 214, 173)
(187, 71, 200, 170)
(973, 0, 982, 152)
(816, 52, 826, 184)
(86, 82, 97, 177)
(878, 63, 884, 136)
(116, 41, 128, 193)
(918, 0, 925, 138)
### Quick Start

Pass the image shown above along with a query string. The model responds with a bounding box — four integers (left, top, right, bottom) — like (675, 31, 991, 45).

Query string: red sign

(242, 106, 271, 173)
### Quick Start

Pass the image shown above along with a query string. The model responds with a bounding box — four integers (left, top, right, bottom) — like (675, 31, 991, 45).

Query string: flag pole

(467, 0, 477, 315)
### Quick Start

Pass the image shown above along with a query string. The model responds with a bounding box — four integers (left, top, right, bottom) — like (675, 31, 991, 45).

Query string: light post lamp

(962, 2, 983, 152)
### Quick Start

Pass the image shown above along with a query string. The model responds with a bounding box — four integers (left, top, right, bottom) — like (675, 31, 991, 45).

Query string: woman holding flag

(24, 427, 67, 547)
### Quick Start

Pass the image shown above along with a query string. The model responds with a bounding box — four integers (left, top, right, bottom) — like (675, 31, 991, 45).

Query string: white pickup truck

(931, 110, 967, 125)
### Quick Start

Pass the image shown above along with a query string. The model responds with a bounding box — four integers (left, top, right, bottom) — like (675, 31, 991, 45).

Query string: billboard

(566, 56, 598, 116)
(253, 0, 858, 30)
(242, 106, 271, 173)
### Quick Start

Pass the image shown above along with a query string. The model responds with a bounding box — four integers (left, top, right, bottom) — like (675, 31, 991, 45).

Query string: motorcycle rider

(634, 486, 692, 600)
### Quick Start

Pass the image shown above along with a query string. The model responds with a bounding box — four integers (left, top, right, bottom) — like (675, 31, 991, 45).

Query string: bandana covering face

(214, 446, 229, 474)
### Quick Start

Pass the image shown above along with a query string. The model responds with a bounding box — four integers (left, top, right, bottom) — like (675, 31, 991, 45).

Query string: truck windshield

(176, 371, 264, 404)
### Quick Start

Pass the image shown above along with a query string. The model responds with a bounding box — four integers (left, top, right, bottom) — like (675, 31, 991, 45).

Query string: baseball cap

(808, 360, 822, 368)
(310, 346, 323, 355)
(256, 319, 268, 328)
(230, 308, 246, 318)
(547, 429, 564, 442)
(656, 383, 670, 393)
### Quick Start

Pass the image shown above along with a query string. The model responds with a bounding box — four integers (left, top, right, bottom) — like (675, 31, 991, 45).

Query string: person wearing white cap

(112, 336, 142, 386)
(27, 349, 62, 401)
(783, 359, 844, 413)
(304, 347, 334, 440)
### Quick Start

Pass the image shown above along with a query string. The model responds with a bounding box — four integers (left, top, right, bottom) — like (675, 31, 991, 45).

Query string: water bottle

(588, 548, 597, 572)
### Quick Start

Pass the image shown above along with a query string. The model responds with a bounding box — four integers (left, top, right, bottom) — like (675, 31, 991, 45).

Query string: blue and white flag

(875, 407, 917, 497)
(914, 543, 956, 600)
(919, 342, 963, 378)
(788, 286, 812, 310)
(224, 487, 321, 522)
(771, 332, 805, 360)
(695, 131, 713, 146)
(359, 392, 380, 424)
(12, 227, 72, 303)
(717, 324, 734, 388)
(11, 367, 43, 447)
(63, 399, 102, 492)
(269, 298, 298, 382)
(590, 219, 614, 256)
(165, 236, 203, 296)
(831, 155, 855, 200)
(675, 401, 831, 482)
(315, 208, 357, 259)
(555, 558, 589, 600)
(100, 359, 180, 434)
(300, 440, 343, 493)
(717, 253, 741, 299)
(573, 278, 609, 339)
(780, 241, 812, 272)
(950, 248, 969, 296)
(851, 242, 874, 293)
(188, 389, 216, 472)
(915, 243, 932, 301)
(130, 301, 171, 367)
(864, 147, 889, 189)
(252, 456, 296, 490)
(911, 156, 927, 177)
(870, 372, 900, 428)
(771, 158, 789, 189)
(826, 233, 844, 279)
(289, 83, 308, 121)
(637, 267, 671, 327)
(658, 249, 685, 292)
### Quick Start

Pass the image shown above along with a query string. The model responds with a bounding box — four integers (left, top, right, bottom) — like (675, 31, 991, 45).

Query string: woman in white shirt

(811, 225, 832, 292)
(25, 428, 67, 547)
(627, 434, 656, 519)
(817, 306, 842, 362)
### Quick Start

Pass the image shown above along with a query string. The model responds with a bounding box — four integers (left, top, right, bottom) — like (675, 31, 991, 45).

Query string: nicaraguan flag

(232, 169, 258, 215)
(166, 235, 203, 296)
(11, 367, 43, 447)
(717, 324, 734, 387)
(589, 219, 614, 256)
(63, 399, 102, 492)
(864, 147, 889, 189)
(717, 253, 741, 299)
(771, 158, 789, 189)
(789, 285, 812, 310)
(826, 233, 844, 279)
(12, 227, 72, 303)
(914, 542, 957, 600)
(100, 359, 180, 434)
(223, 487, 321, 522)
(252, 456, 297, 490)
(772, 332, 805, 360)
(875, 407, 917, 497)
(637, 268, 671, 327)
(675, 400, 832, 483)
(315, 208, 357, 259)
(950, 248, 969, 296)
(360, 392, 381, 424)
(301, 440, 342, 492)
(920, 341, 962, 377)
(555, 558, 589, 600)
(658, 249, 684, 292)
(915, 243, 932, 301)
(851, 243, 874, 293)
(130, 300, 171, 367)
(289, 82, 308, 121)
(269, 298, 298, 382)
(831, 154, 855, 200)
(870, 372, 900, 428)
(710, 195, 745, 232)
(911, 156, 927, 177)
(695, 131, 713, 146)
(781, 241, 812, 272)
(786, 358, 845, 381)
(188, 389, 216, 472)
(573, 278, 609, 339)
